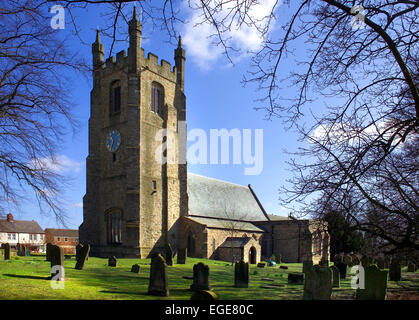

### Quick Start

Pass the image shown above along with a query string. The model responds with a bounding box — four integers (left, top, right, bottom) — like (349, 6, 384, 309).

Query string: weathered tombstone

(131, 264, 140, 273)
(148, 253, 169, 296)
(303, 260, 313, 273)
(257, 262, 265, 268)
(288, 273, 304, 285)
(2, 243, 10, 260)
(279, 265, 288, 270)
(329, 265, 340, 288)
(234, 260, 249, 288)
(108, 256, 117, 267)
(190, 262, 211, 291)
(303, 265, 333, 300)
(355, 265, 388, 300)
(165, 244, 173, 266)
(176, 248, 187, 264)
(46, 243, 53, 261)
(190, 290, 218, 300)
(407, 262, 416, 273)
(75, 244, 82, 261)
(50, 245, 64, 280)
(389, 260, 401, 281)
(17, 243, 26, 256)
(335, 262, 347, 279)
(75, 244, 90, 270)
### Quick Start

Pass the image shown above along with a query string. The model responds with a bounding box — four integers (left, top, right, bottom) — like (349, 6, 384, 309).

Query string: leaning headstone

(46, 243, 53, 261)
(131, 264, 140, 273)
(303, 260, 313, 273)
(234, 260, 249, 288)
(108, 256, 117, 267)
(329, 265, 340, 288)
(165, 244, 173, 266)
(2, 243, 10, 260)
(148, 253, 169, 296)
(288, 273, 304, 285)
(335, 262, 347, 279)
(50, 245, 64, 280)
(407, 262, 416, 273)
(279, 265, 288, 270)
(75, 244, 90, 270)
(177, 248, 187, 264)
(190, 290, 218, 300)
(190, 262, 211, 291)
(355, 265, 388, 300)
(75, 244, 83, 261)
(303, 265, 332, 300)
(389, 260, 401, 281)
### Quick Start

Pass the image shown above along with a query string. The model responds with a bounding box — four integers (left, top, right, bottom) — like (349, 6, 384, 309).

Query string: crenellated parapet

(140, 50, 177, 82)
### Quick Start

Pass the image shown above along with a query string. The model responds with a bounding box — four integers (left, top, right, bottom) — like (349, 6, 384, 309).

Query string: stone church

(79, 8, 329, 264)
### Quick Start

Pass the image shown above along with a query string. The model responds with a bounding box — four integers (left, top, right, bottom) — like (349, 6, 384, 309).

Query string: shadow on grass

(100, 290, 147, 296)
(3, 273, 49, 280)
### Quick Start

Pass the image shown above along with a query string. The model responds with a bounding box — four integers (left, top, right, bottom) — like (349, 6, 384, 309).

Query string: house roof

(185, 216, 265, 232)
(0, 219, 44, 234)
(45, 228, 79, 237)
(268, 214, 290, 221)
(187, 173, 268, 222)
(218, 237, 252, 248)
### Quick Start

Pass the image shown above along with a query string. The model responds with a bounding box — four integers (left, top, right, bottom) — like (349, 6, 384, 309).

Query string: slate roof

(267, 214, 290, 221)
(187, 173, 268, 222)
(185, 216, 265, 232)
(218, 237, 252, 248)
(45, 229, 78, 237)
(0, 219, 44, 234)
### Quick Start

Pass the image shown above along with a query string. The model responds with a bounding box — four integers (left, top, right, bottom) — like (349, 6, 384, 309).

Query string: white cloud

(29, 155, 83, 173)
(181, 0, 280, 69)
(73, 202, 83, 208)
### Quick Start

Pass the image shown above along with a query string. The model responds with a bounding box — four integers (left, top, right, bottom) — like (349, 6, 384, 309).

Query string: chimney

(6, 213, 14, 222)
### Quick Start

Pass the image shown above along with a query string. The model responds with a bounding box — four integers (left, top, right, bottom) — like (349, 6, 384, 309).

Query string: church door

(249, 246, 257, 264)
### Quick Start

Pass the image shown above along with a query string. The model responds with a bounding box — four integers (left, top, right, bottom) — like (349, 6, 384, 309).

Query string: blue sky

(13, 1, 312, 229)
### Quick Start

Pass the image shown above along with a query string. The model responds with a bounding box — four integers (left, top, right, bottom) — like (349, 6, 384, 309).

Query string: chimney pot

(6, 213, 13, 222)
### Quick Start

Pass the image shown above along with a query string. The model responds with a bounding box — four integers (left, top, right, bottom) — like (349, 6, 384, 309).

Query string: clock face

(106, 129, 121, 152)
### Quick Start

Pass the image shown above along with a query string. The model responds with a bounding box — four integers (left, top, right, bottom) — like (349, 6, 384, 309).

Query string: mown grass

(0, 255, 417, 300)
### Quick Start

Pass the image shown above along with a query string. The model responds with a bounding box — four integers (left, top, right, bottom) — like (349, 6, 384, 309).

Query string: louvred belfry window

(110, 80, 121, 114)
(107, 210, 122, 244)
(151, 82, 163, 115)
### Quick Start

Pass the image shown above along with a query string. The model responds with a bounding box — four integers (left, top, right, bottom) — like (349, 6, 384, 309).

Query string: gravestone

(303, 265, 332, 300)
(2, 243, 10, 260)
(302, 260, 313, 273)
(177, 248, 187, 264)
(75, 244, 90, 270)
(234, 260, 249, 288)
(335, 262, 347, 279)
(407, 262, 416, 273)
(329, 265, 340, 288)
(190, 262, 211, 291)
(165, 244, 173, 266)
(17, 244, 26, 256)
(108, 256, 117, 267)
(148, 253, 169, 296)
(131, 264, 140, 273)
(50, 245, 64, 280)
(351, 255, 360, 266)
(355, 265, 388, 300)
(288, 273, 304, 285)
(75, 244, 83, 261)
(279, 265, 288, 270)
(46, 243, 53, 261)
(257, 262, 265, 268)
(190, 290, 218, 300)
(389, 260, 401, 281)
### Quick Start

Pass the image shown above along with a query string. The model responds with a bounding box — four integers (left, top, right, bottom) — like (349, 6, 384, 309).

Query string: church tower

(79, 7, 187, 258)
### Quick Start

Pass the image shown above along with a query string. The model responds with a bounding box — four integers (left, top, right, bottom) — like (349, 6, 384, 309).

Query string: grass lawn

(0, 255, 417, 300)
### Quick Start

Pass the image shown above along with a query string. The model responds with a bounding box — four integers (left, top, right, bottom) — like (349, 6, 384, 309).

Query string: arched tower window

(110, 80, 121, 114)
(151, 82, 164, 115)
(106, 208, 123, 244)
